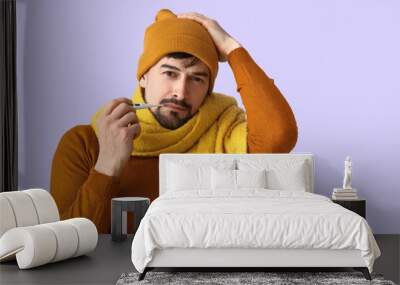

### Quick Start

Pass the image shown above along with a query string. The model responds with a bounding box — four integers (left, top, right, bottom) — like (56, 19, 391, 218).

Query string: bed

(130, 153, 381, 281)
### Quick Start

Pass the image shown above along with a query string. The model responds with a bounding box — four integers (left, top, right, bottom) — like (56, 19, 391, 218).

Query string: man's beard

(151, 98, 193, 130)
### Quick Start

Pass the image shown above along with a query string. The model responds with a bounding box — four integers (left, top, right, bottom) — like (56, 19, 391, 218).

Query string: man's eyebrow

(160, 64, 181, 71)
(160, 64, 209, 78)
(191, 71, 209, 78)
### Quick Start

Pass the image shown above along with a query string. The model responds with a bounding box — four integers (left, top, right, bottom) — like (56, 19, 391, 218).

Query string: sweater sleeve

(50, 125, 121, 233)
(227, 47, 298, 153)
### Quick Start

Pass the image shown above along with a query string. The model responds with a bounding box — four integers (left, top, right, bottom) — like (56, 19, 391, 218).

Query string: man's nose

(172, 77, 188, 100)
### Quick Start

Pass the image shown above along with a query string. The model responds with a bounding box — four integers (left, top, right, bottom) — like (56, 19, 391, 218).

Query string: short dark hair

(166, 52, 199, 67)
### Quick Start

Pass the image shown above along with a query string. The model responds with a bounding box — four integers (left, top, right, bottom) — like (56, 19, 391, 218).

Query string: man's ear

(139, 74, 147, 88)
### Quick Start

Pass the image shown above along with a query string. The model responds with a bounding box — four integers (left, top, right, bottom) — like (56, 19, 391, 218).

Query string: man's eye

(192, 77, 203, 83)
(164, 71, 177, 78)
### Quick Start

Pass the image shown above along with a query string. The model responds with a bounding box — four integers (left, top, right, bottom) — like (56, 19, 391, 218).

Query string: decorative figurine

(342, 156, 352, 190)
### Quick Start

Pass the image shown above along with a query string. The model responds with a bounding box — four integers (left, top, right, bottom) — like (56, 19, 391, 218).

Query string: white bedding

(131, 190, 380, 273)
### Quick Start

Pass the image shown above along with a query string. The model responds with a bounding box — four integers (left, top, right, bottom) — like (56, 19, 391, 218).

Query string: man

(50, 9, 298, 233)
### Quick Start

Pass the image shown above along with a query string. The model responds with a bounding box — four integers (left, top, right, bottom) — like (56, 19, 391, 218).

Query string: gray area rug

(116, 271, 396, 285)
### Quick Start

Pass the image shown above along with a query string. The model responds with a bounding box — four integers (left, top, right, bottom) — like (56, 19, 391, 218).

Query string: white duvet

(131, 189, 380, 273)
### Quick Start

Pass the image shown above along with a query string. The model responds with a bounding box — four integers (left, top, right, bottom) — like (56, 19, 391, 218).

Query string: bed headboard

(159, 153, 314, 195)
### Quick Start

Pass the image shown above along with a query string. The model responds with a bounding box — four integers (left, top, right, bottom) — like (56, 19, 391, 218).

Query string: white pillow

(166, 159, 236, 192)
(211, 168, 236, 190)
(238, 159, 309, 191)
(211, 168, 268, 190)
(267, 164, 307, 191)
(236, 169, 267, 188)
(167, 162, 211, 191)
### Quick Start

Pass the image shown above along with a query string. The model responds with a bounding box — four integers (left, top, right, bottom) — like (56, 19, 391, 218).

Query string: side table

(111, 197, 150, 242)
(332, 198, 366, 219)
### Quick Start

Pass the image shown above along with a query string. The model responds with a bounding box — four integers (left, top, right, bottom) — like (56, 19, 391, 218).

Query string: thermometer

(128, 103, 163, 110)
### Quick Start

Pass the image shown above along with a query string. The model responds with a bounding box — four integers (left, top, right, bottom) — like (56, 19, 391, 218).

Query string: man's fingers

(179, 12, 208, 20)
(129, 123, 141, 140)
(103, 98, 132, 116)
(178, 13, 209, 26)
(117, 111, 138, 128)
(178, 13, 220, 34)
(108, 101, 136, 121)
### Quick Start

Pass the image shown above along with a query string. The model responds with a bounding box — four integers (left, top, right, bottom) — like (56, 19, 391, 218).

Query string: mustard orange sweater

(50, 48, 298, 233)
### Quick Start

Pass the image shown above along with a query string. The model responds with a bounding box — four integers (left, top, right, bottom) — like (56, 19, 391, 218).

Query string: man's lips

(163, 103, 187, 111)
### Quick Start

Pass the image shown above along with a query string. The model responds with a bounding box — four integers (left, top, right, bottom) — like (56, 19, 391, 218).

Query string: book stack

(332, 188, 358, 200)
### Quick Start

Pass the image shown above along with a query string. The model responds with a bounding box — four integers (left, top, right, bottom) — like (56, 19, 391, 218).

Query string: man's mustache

(160, 98, 192, 111)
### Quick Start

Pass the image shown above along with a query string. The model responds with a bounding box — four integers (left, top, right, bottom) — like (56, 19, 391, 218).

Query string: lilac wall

(16, 0, 400, 233)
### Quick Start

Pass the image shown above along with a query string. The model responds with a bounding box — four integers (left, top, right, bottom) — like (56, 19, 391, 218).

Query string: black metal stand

(138, 267, 150, 281)
(354, 267, 372, 280)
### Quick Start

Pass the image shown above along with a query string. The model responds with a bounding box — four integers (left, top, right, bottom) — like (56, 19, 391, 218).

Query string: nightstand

(111, 197, 150, 242)
(332, 199, 366, 219)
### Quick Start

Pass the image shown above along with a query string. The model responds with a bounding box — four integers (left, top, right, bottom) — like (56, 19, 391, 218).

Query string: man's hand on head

(177, 12, 242, 62)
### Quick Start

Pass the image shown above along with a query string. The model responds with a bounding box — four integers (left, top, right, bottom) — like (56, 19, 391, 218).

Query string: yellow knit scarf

(91, 86, 247, 156)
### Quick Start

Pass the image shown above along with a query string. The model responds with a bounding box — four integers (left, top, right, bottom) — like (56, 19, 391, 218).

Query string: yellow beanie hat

(137, 9, 219, 92)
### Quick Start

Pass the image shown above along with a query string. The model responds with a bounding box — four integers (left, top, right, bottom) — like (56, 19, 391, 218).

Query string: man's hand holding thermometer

(94, 98, 163, 177)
